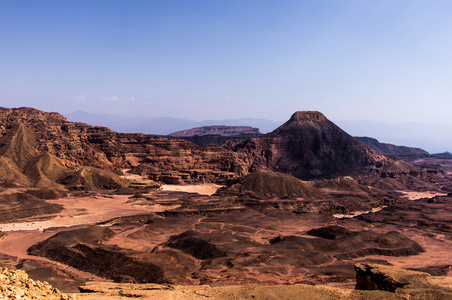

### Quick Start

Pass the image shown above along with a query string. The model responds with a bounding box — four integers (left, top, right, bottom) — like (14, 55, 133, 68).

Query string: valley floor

(0, 182, 451, 297)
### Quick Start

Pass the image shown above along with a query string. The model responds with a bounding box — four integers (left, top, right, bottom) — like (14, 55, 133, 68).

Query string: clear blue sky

(1, 0, 452, 124)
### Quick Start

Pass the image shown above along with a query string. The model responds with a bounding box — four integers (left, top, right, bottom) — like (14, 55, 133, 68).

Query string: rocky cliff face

(1, 108, 393, 183)
(225, 111, 388, 179)
(355, 263, 452, 298)
(0, 107, 247, 177)
(355, 136, 430, 158)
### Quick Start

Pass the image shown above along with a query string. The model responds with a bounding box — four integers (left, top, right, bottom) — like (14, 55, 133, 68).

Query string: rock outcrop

(433, 151, 452, 159)
(0, 107, 247, 181)
(0, 267, 78, 299)
(170, 125, 261, 137)
(77, 263, 452, 299)
(224, 111, 388, 179)
(356, 194, 452, 240)
(169, 125, 263, 146)
(27, 226, 166, 284)
(216, 169, 326, 199)
(0, 190, 63, 222)
(355, 263, 452, 298)
(355, 136, 430, 158)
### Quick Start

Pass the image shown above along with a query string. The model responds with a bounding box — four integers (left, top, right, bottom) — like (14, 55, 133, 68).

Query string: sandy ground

(0, 194, 179, 232)
(0, 193, 181, 282)
(160, 183, 223, 196)
(351, 228, 452, 277)
(0, 184, 221, 282)
(0, 183, 450, 289)
(333, 206, 386, 219)
(399, 191, 446, 200)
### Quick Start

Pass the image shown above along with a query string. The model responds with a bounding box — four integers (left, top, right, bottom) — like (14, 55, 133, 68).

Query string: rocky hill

(433, 151, 452, 159)
(216, 170, 326, 199)
(169, 125, 263, 146)
(355, 136, 430, 158)
(170, 125, 261, 137)
(0, 116, 128, 190)
(224, 111, 389, 179)
(0, 107, 248, 185)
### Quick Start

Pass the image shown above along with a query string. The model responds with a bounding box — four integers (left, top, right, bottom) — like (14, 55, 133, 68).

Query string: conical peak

(289, 111, 327, 123)
(272, 111, 336, 134)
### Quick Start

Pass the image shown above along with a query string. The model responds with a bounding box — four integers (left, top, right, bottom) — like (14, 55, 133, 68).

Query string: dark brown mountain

(224, 111, 388, 179)
(216, 170, 326, 199)
(432, 151, 452, 159)
(0, 109, 129, 190)
(355, 136, 430, 158)
(170, 125, 261, 137)
(169, 125, 262, 146)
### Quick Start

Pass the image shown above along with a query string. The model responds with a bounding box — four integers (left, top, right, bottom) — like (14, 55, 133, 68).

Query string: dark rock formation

(0, 107, 248, 181)
(433, 151, 452, 159)
(356, 195, 452, 240)
(355, 263, 452, 298)
(27, 226, 166, 284)
(272, 228, 424, 261)
(224, 111, 388, 179)
(170, 125, 262, 137)
(355, 136, 430, 159)
(307, 225, 351, 240)
(169, 125, 263, 146)
(0, 191, 63, 222)
(216, 170, 326, 199)
(166, 230, 227, 259)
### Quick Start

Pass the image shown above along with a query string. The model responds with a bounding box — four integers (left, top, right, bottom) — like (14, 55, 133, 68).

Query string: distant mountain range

(433, 152, 452, 159)
(65, 111, 281, 135)
(335, 120, 452, 154)
(355, 137, 430, 158)
(169, 125, 262, 146)
(65, 111, 451, 153)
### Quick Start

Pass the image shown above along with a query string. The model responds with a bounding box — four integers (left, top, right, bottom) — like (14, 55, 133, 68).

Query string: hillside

(225, 111, 388, 179)
(216, 170, 326, 199)
(355, 136, 430, 158)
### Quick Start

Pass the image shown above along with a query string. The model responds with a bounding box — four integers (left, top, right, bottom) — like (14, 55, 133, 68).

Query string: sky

(1, 1, 452, 128)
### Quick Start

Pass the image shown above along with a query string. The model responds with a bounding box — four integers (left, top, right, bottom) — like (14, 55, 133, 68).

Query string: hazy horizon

(61, 109, 451, 153)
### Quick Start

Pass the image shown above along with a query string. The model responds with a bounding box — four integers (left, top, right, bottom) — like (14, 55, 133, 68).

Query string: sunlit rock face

(0, 107, 249, 181)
